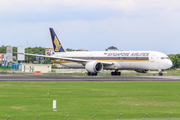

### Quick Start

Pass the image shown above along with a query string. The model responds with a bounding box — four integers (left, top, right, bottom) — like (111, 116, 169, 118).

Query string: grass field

(0, 81, 180, 120)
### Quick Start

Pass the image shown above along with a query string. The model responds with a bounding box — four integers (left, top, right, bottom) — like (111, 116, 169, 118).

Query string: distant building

(0, 56, 3, 65)
(0, 53, 6, 62)
(0, 53, 6, 59)
(105, 46, 119, 51)
(22, 64, 51, 73)
(45, 49, 54, 56)
(0, 53, 6, 66)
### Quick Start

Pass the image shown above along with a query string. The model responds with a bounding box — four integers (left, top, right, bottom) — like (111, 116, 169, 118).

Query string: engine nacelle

(85, 61, 103, 73)
(134, 69, 150, 73)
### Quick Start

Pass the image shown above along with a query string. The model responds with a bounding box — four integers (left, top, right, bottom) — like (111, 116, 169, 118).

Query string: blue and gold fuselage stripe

(51, 57, 149, 64)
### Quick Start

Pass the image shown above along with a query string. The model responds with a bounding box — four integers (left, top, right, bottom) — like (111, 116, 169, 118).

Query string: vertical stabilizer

(49, 28, 66, 52)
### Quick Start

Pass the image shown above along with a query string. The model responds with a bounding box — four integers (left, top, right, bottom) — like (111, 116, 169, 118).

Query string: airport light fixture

(53, 100, 57, 111)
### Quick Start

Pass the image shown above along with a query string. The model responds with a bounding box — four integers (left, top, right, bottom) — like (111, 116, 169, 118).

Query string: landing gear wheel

(157, 73, 163, 76)
(88, 72, 91, 76)
(111, 72, 115, 76)
(118, 72, 121, 76)
(93, 73, 97, 76)
(88, 72, 97, 76)
(111, 71, 121, 76)
(115, 72, 117, 76)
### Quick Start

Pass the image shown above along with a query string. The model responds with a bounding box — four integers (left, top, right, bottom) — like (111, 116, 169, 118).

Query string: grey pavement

(0, 74, 180, 81)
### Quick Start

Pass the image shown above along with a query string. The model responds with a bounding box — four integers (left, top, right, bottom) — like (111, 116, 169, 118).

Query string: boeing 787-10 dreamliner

(18, 28, 173, 76)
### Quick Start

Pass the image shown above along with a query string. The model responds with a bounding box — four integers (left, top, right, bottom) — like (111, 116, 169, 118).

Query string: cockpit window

(161, 57, 170, 59)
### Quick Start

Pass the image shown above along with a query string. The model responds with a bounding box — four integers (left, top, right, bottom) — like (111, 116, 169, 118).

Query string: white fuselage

(51, 51, 173, 70)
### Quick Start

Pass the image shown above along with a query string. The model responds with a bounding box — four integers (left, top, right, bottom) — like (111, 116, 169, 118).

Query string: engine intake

(134, 69, 150, 73)
(85, 61, 103, 73)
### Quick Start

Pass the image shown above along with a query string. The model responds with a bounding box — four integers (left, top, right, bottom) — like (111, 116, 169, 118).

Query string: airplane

(18, 28, 173, 76)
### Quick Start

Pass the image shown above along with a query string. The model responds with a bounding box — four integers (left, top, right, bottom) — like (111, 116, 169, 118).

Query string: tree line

(0, 45, 179, 69)
(168, 54, 180, 69)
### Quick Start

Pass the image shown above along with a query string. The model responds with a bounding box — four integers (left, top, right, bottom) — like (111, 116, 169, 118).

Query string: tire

(118, 72, 121, 76)
(88, 72, 91, 76)
(111, 72, 114, 76)
(157, 73, 163, 76)
(94, 73, 97, 76)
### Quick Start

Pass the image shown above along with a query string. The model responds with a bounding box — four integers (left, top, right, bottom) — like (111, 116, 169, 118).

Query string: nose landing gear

(157, 70, 163, 76)
(111, 70, 121, 76)
(157, 72, 163, 76)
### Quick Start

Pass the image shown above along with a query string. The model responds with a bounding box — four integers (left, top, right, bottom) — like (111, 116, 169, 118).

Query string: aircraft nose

(167, 60, 173, 68)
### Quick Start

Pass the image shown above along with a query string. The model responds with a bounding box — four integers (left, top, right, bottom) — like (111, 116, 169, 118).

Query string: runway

(0, 74, 180, 81)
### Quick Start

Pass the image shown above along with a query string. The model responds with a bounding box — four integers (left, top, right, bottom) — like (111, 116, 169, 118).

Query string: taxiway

(0, 75, 180, 81)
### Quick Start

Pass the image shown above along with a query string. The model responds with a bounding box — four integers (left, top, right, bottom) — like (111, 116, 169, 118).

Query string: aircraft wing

(17, 53, 113, 65)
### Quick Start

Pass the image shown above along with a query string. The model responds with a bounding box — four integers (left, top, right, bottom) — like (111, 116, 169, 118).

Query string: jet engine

(134, 69, 150, 73)
(85, 61, 103, 73)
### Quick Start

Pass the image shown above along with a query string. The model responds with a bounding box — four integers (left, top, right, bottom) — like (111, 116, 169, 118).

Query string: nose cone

(167, 60, 173, 68)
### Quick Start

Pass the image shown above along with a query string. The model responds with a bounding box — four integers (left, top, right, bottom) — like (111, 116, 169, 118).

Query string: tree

(168, 54, 180, 69)
(13, 47, 17, 56)
(42, 58, 52, 64)
(24, 47, 46, 63)
(0, 45, 6, 53)
(66, 48, 74, 52)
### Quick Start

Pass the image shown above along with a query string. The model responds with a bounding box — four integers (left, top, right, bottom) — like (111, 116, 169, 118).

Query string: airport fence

(4, 113, 180, 120)
(114, 119, 179, 120)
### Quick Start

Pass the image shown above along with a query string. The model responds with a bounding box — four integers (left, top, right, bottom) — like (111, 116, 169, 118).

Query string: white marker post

(53, 100, 57, 111)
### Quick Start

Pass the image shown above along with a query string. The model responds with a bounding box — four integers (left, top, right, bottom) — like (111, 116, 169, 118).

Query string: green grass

(0, 82, 180, 120)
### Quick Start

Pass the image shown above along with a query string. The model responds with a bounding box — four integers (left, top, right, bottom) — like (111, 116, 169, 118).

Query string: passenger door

(150, 55, 156, 69)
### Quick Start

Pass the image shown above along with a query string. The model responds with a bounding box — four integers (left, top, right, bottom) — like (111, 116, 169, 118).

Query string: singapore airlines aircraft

(19, 28, 173, 76)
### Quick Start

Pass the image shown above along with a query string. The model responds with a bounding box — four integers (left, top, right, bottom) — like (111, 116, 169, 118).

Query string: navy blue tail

(49, 28, 66, 52)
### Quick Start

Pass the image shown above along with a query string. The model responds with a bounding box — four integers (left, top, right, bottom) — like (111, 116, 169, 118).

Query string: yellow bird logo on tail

(54, 36, 61, 51)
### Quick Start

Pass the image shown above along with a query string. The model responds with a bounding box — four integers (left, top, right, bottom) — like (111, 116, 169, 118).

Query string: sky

(0, 0, 180, 54)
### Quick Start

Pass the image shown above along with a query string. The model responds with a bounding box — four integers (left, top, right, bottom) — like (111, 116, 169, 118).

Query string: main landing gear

(157, 70, 163, 76)
(88, 72, 97, 76)
(111, 70, 121, 76)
